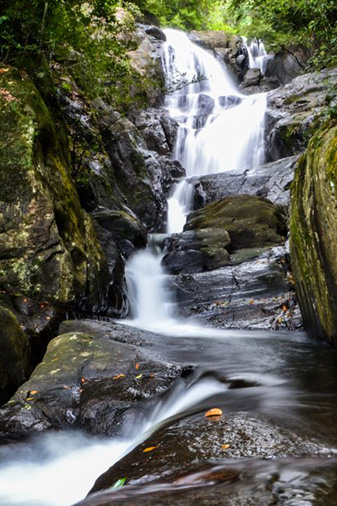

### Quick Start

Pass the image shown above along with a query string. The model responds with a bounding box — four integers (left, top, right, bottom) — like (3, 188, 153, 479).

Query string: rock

(265, 45, 312, 85)
(128, 28, 165, 105)
(290, 123, 337, 344)
(92, 209, 147, 258)
(266, 68, 337, 162)
(188, 31, 238, 51)
(192, 155, 299, 209)
(185, 195, 287, 251)
(241, 68, 262, 87)
(132, 108, 178, 155)
(0, 67, 118, 315)
(89, 410, 328, 494)
(188, 31, 248, 84)
(143, 25, 166, 42)
(0, 320, 184, 439)
(172, 246, 301, 330)
(0, 293, 66, 363)
(162, 229, 231, 274)
(0, 306, 31, 406)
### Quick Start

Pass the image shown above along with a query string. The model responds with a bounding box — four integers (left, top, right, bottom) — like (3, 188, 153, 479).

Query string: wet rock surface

(290, 123, 337, 345)
(0, 68, 116, 315)
(0, 306, 31, 405)
(162, 229, 231, 274)
(191, 155, 299, 209)
(266, 68, 337, 161)
(172, 246, 301, 330)
(0, 321, 184, 439)
(90, 411, 330, 494)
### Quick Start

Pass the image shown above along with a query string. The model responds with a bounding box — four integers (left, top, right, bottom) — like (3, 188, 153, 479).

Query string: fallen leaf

(113, 374, 126, 380)
(112, 477, 127, 489)
(221, 444, 230, 449)
(205, 408, 223, 418)
(143, 446, 158, 453)
(30, 390, 38, 395)
(135, 363, 140, 370)
(135, 374, 143, 379)
(26, 397, 35, 401)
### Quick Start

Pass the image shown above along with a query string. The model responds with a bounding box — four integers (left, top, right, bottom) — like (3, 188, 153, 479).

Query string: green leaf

(112, 477, 127, 489)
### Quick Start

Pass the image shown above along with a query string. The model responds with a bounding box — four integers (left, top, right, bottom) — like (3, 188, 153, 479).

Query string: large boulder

(89, 410, 327, 494)
(162, 229, 231, 274)
(266, 68, 337, 162)
(184, 195, 287, 251)
(0, 320, 184, 439)
(265, 45, 312, 85)
(0, 67, 121, 315)
(290, 122, 337, 344)
(0, 306, 31, 405)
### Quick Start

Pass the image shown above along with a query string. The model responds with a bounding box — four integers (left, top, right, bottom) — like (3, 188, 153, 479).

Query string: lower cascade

(1, 20, 337, 506)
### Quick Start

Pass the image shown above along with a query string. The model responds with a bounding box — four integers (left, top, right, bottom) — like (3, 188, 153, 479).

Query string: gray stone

(162, 229, 231, 274)
(191, 155, 299, 209)
(266, 68, 337, 161)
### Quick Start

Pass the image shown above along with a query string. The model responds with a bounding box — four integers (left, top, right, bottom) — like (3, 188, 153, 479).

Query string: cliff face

(290, 122, 337, 344)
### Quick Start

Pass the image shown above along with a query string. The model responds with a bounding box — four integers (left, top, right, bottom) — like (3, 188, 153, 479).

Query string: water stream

(163, 29, 266, 233)
(1, 28, 337, 506)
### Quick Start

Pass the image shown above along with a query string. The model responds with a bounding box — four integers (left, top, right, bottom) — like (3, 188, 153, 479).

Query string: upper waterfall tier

(162, 29, 266, 178)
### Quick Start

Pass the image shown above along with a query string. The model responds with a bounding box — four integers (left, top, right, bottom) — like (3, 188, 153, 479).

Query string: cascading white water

(162, 29, 267, 234)
(0, 376, 226, 506)
(125, 242, 173, 327)
(246, 39, 270, 73)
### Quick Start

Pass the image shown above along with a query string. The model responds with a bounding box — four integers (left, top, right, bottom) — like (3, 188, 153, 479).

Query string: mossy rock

(162, 229, 231, 274)
(0, 305, 31, 405)
(290, 122, 337, 344)
(0, 67, 116, 313)
(185, 195, 286, 251)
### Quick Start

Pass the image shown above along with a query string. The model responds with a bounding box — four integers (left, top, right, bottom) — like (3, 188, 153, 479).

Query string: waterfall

(0, 375, 227, 506)
(124, 29, 268, 327)
(162, 29, 267, 233)
(125, 241, 173, 327)
(245, 37, 272, 75)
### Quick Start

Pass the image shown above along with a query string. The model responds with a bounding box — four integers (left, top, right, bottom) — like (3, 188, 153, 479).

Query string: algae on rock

(0, 305, 31, 405)
(290, 122, 337, 344)
(0, 68, 122, 314)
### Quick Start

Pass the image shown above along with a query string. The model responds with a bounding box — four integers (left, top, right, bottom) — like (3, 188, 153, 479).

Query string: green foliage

(0, 0, 139, 100)
(225, 0, 337, 68)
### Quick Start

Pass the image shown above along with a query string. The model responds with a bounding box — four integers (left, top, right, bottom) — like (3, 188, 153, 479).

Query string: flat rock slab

(0, 322, 185, 439)
(191, 155, 299, 209)
(172, 246, 302, 331)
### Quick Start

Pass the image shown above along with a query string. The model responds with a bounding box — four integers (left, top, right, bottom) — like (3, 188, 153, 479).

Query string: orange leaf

(135, 363, 140, 370)
(221, 444, 230, 449)
(113, 374, 126, 380)
(143, 446, 158, 453)
(205, 408, 223, 418)
(30, 390, 38, 395)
